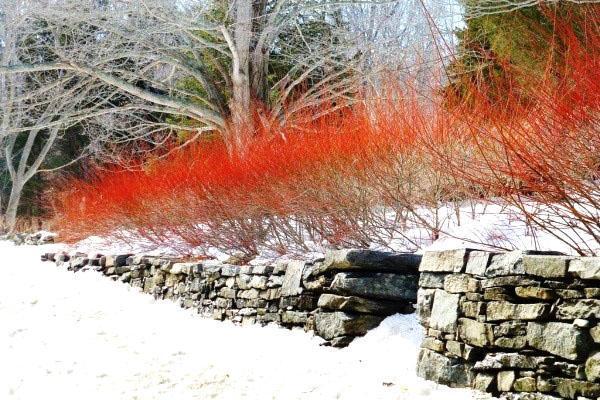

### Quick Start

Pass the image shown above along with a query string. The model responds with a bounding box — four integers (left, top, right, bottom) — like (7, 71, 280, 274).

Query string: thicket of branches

(2, 0, 599, 257)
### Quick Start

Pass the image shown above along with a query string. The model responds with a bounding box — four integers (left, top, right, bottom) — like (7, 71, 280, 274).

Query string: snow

(0, 241, 491, 400)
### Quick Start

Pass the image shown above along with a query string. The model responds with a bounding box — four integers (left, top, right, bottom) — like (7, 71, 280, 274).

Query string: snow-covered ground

(0, 241, 490, 400)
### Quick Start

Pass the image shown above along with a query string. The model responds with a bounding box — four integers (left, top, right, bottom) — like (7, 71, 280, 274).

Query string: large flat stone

(315, 311, 383, 340)
(523, 255, 570, 278)
(556, 299, 600, 320)
(486, 250, 565, 278)
(416, 348, 474, 388)
(429, 290, 460, 332)
(486, 301, 549, 321)
(527, 322, 592, 361)
(329, 272, 418, 301)
(419, 249, 469, 273)
(317, 293, 403, 315)
(313, 249, 421, 275)
(569, 257, 600, 280)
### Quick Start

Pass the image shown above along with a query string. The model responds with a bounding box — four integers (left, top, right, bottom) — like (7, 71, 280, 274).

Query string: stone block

(238, 289, 260, 299)
(497, 370, 516, 392)
(568, 258, 600, 280)
(317, 293, 403, 315)
(419, 249, 469, 273)
(515, 286, 556, 301)
(281, 311, 309, 326)
(473, 373, 495, 392)
(474, 353, 549, 370)
(556, 299, 600, 320)
(280, 260, 305, 296)
(419, 272, 446, 289)
(315, 249, 421, 275)
(486, 251, 565, 278)
(486, 301, 550, 322)
(585, 352, 600, 382)
(527, 322, 592, 361)
(458, 318, 494, 347)
(221, 265, 241, 277)
(417, 289, 435, 325)
(416, 349, 474, 388)
(315, 312, 384, 340)
(422, 337, 446, 352)
(465, 251, 493, 276)
(251, 265, 274, 275)
(553, 378, 600, 399)
(444, 274, 479, 293)
(523, 255, 570, 278)
(429, 290, 460, 332)
(482, 276, 539, 289)
(514, 377, 536, 392)
(329, 272, 418, 301)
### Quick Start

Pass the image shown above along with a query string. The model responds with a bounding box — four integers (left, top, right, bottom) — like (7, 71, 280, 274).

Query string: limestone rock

(317, 293, 402, 315)
(419, 273, 446, 289)
(585, 352, 600, 382)
(514, 377, 536, 392)
(527, 322, 592, 361)
(556, 299, 600, 320)
(458, 318, 494, 347)
(429, 290, 460, 332)
(281, 311, 308, 326)
(473, 373, 495, 392)
(280, 260, 305, 296)
(568, 258, 600, 280)
(523, 255, 570, 278)
(486, 301, 549, 322)
(514, 286, 556, 301)
(417, 288, 435, 325)
(329, 272, 418, 301)
(419, 249, 469, 273)
(497, 370, 516, 391)
(444, 274, 479, 293)
(416, 348, 474, 388)
(481, 276, 539, 289)
(315, 312, 384, 340)
(422, 337, 446, 352)
(465, 251, 493, 276)
(474, 353, 549, 370)
(220, 265, 241, 277)
(590, 325, 600, 343)
(486, 251, 565, 278)
(553, 377, 600, 399)
(314, 249, 421, 275)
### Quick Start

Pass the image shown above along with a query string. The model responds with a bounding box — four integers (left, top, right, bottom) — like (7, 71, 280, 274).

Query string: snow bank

(0, 241, 489, 400)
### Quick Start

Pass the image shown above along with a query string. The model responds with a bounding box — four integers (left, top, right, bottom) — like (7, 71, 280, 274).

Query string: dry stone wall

(42, 248, 420, 347)
(416, 248, 600, 400)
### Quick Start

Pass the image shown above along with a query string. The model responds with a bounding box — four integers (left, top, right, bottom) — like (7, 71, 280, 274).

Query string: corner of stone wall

(416, 248, 600, 400)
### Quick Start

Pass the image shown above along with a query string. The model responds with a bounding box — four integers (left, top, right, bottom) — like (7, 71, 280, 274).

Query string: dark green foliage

(447, 1, 594, 103)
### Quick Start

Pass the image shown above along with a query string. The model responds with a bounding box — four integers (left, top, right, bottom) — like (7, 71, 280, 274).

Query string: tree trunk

(229, 0, 254, 155)
(4, 180, 23, 233)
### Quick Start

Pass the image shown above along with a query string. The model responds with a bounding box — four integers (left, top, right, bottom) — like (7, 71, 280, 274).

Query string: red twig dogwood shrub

(51, 6, 600, 256)
(433, 7, 600, 255)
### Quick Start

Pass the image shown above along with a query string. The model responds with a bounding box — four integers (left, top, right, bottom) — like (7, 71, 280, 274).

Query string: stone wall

(416, 249, 600, 400)
(42, 248, 420, 347)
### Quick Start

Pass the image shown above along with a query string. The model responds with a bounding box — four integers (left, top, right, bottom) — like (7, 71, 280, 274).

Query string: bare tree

(0, 0, 377, 154)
